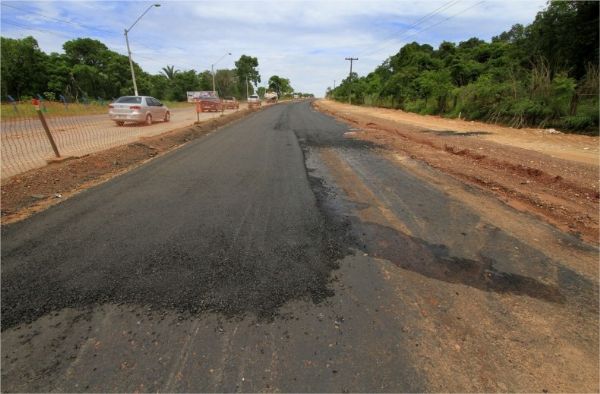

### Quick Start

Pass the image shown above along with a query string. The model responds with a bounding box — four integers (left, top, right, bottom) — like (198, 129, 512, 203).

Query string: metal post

(33, 100, 60, 158)
(345, 57, 358, 105)
(246, 76, 249, 99)
(125, 29, 138, 96)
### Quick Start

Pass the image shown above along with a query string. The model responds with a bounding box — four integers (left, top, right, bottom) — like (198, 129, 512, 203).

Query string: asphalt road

(2, 101, 598, 392)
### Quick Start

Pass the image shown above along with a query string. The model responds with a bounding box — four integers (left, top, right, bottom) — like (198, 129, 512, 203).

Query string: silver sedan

(108, 96, 170, 126)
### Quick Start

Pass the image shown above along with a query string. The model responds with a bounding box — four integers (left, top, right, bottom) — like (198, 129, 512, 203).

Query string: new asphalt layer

(1, 102, 355, 328)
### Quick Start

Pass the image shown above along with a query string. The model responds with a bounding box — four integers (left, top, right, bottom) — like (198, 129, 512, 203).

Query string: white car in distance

(109, 96, 171, 126)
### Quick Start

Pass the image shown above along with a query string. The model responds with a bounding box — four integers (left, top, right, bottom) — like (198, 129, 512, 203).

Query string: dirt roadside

(314, 100, 599, 244)
(1, 107, 262, 225)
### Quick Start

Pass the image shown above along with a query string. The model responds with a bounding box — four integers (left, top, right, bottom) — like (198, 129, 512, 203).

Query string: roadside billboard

(187, 91, 219, 102)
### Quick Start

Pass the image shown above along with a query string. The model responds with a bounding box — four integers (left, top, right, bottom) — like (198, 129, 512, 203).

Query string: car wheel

(145, 114, 152, 125)
(115, 121, 125, 126)
(164, 111, 170, 122)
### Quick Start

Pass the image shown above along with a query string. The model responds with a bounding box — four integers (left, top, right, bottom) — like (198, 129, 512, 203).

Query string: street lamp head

(228, 52, 231, 55)
(154, 4, 161, 7)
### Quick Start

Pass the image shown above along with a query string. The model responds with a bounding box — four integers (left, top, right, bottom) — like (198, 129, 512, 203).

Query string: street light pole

(211, 52, 231, 94)
(124, 30, 137, 96)
(124, 3, 160, 96)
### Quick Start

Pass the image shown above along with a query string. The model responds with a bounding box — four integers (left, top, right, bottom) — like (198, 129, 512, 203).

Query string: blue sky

(1, 0, 547, 97)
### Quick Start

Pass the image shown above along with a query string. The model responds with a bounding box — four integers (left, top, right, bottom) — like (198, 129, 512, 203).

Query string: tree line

(328, 1, 598, 133)
(0, 36, 305, 102)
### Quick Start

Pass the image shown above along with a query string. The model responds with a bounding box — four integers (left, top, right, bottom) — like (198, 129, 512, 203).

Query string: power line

(359, 0, 459, 57)
(360, 0, 485, 60)
(1, 20, 73, 39)
(406, 1, 485, 39)
(1, 2, 115, 36)
(1, 2, 157, 53)
(2, 20, 146, 60)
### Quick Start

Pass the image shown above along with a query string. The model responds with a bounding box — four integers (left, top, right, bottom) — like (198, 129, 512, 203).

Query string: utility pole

(333, 80, 336, 89)
(345, 57, 358, 105)
(246, 76, 249, 99)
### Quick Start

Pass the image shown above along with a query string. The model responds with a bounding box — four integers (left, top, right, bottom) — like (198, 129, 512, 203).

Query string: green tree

(268, 75, 293, 96)
(328, 0, 598, 132)
(1, 36, 48, 99)
(234, 55, 260, 86)
(63, 38, 109, 68)
(161, 65, 179, 80)
(257, 86, 266, 98)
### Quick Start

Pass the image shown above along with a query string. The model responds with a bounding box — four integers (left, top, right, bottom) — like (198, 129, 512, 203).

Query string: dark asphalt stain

(298, 102, 598, 314)
(360, 221, 568, 303)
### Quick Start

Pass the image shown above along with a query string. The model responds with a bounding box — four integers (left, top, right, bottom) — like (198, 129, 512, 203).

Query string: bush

(43, 92, 56, 101)
(562, 115, 595, 131)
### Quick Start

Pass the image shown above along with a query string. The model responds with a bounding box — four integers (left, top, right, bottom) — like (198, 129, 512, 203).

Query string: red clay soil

(314, 100, 599, 244)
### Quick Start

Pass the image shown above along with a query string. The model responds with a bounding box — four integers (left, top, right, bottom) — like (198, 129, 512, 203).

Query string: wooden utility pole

(345, 57, 358, 104)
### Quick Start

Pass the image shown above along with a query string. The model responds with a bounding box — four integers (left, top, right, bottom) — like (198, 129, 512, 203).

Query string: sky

(1, 0, 547, 97)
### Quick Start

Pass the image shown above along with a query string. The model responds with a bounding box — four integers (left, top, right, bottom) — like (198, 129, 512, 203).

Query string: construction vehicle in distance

(264, 91, 278, 104)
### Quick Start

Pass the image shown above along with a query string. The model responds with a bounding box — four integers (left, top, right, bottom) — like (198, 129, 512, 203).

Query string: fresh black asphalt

(1, 102, 358, 329)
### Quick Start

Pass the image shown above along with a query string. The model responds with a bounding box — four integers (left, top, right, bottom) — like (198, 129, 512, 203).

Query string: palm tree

(161, 65, 179, 80)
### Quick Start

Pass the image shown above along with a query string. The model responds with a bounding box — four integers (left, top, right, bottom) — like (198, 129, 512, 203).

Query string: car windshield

(115, 96, 142, 104)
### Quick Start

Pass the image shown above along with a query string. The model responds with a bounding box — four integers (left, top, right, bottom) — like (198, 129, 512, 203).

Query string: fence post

(37, 94, 47, 112)
(195, 101, 201, 123)
(32, 98, 60, 158)
(60, 94, 69, 110)
(7, 95, 19, 114)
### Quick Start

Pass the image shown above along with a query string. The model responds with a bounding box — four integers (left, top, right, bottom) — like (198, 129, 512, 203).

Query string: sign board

(187, 91, 218, 102)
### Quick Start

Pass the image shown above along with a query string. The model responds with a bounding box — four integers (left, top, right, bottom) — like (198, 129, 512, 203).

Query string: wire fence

(1, 98, 244, 179)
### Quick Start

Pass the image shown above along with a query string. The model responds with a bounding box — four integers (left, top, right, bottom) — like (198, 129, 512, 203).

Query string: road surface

(1, 105, 245, 179)
(2, 101, 598, 392)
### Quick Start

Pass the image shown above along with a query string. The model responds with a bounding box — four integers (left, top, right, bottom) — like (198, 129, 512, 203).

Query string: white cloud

(1, 0, 546, 97)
